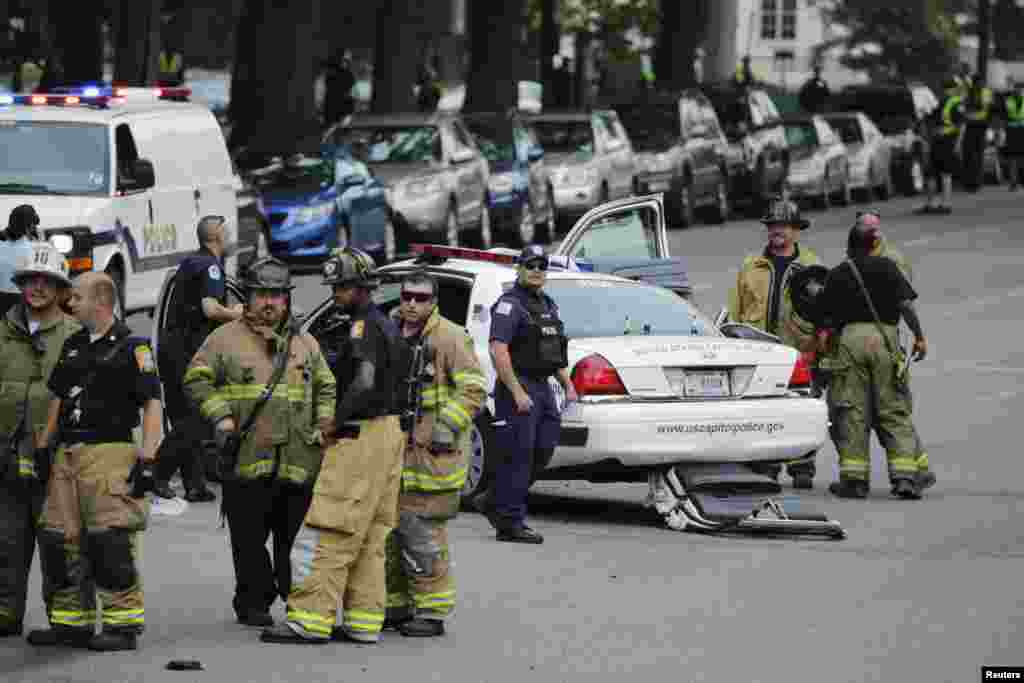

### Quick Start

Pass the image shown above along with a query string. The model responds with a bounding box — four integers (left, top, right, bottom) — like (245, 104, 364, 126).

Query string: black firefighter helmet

(242, 257, 295, 292)
(789, 264, 830, 326)
(761, 196, 810, 230)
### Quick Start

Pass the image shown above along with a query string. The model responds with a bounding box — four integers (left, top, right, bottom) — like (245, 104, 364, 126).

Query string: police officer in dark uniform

(154, 216, 242, 501)
(478, 245, 576, 544)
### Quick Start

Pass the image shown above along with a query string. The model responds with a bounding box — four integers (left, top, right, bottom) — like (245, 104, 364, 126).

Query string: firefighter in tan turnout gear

(0, 243, 83, 639)
(184, 257, 336, 628)
(385, 270, 485, 637)
(262, 247, 407, 645)
(31, 271, 162, 652)
(727, 197, 822, 488)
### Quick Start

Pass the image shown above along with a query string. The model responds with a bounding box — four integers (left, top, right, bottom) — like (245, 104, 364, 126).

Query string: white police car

(153, 194, 840, 537)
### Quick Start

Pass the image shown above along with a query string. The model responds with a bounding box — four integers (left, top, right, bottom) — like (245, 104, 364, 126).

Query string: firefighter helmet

(789, 264, 830, 326)
(13, 242, 72, 288)
(760, 196, 809, 230)
(321, 246, 378, 288)
(242, 257, 294, 292)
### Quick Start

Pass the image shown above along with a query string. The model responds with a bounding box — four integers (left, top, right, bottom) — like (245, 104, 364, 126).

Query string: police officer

(384, 270, 485, 637)
(962, 73, 993, 192)
(816, 217, 931, 500)
(1000, 79, 1024, 190)
(727, 197, 822, 487)
(154, 216, 242, 502)
(916, 78, 964, 215)
(262, 247, 406, 645)
(184, 257, 335, 628)
(474, 245, 575, 545)
(30, 272, 162, 651)
(0, 243, 82, 638)
(0, 206, 40, 317)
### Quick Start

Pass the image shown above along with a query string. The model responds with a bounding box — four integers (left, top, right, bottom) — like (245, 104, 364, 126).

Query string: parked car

(829, 83, 936, 196)
(782, 114, 851, 209)
(614, 91, 731, 227)
(521, 109, 636, 227)
(700, 83, 790, 212)
(249, 149, 393, 265)
(462, 111, 556, 246)
(322, 112, 491, 249)
(823, 112, 894, 201)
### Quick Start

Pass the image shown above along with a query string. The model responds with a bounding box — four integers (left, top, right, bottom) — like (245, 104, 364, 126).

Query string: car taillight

(788, 351, 814, 389)
(571, 353, 627, 397)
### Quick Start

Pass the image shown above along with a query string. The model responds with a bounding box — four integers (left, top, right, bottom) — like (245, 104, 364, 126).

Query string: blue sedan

(254, 150, 394, 265)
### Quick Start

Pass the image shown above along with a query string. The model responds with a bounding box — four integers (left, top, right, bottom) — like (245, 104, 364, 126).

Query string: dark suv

(614, 91, 731, 227)
(700, 84, 790, 212)
(829, 83, 938, 196)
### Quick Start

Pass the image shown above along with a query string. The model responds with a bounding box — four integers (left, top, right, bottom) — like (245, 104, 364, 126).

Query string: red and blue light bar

(0, 85, 190, 108)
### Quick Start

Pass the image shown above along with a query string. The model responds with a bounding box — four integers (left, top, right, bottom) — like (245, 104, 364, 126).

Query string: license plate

(684, 371, 729, 398)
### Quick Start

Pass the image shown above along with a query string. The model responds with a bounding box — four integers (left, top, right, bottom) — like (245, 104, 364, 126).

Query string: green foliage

(527, 0, 659, 61)
(814, 1, 964, 82)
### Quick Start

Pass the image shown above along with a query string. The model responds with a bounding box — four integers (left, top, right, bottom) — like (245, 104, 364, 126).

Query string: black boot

(471, 490, 500, 530)
(260, 623, 328, 644)
(916, 470, 937, 491)
(26, 626, 93, 648)
(496, 526, 544, 544)
(152, 482, 176, 499)
(828, 480, 869, 499)
(88, 630, 138, 652)
(891, 478, 922, 500)
(399, 618, 445, 637)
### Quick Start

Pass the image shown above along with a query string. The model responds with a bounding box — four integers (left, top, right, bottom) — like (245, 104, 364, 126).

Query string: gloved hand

(429, 421, 457, 454)
(127, 458, 156, 499)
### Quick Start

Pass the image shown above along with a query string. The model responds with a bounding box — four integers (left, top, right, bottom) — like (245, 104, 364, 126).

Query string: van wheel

(461, 411, 495, 505)
(106, 264, 126, 319)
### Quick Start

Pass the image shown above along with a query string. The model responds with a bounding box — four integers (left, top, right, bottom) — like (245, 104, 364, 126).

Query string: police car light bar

(411, 243, 517, 265)
(0, 86, 192, 109)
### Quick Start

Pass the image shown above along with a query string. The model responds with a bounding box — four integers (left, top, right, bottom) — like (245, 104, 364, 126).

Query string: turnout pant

(385, 515, 454, 622)
(286, 416, 403, 642)
(39, 443, 145, 633)
(826, 323, 928, 483)
(223, 475, 313, 616)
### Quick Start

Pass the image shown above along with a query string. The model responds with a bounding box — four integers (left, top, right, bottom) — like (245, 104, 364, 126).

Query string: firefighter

(475, 245, 576, 544)
(727, 197, 821, 488)
(183, 257, 335, 628)
(1000, 79, 1024, 190)
(0, 243, 82, 638)
(261, 247, 407, 645)
(916, 79, 964, 215)
(816, 216, 931, 499)
(384, 270, 485, 637)
(154, 216, 242, 502)
(29, 272, 161, 651)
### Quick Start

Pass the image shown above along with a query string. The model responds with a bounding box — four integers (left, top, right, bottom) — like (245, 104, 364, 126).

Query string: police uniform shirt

(489, 283, 567, 377)
(343, 304, 401, 420)
(48, 321, 161, 434)
(820, 256, 917, 329)
(176, 249, 226, 318)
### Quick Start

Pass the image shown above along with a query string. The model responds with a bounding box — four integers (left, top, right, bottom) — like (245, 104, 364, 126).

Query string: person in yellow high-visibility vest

(961, 74, 993, 192)
(1001, 80, 1024, 190)
(157, 51, 184, 87)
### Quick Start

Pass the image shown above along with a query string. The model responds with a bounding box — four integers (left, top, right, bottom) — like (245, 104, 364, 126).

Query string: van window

(115, 123, 140, 189)
(0, 122, 109, 196)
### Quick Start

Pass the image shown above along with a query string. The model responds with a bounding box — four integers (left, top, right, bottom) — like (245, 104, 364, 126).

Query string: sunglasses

(400, 291, 433, 303)
(521, 261, 548, 272)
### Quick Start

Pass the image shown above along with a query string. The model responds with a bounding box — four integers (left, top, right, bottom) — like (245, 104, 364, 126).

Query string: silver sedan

(823, 112, 895, 201)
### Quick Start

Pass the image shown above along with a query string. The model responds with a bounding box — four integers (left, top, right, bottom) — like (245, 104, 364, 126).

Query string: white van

(0, 89, 238, 314)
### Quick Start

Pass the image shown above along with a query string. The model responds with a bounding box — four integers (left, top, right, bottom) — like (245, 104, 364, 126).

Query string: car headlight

(294, 201, 335, 224)
(488, 172, 523, 194)
(556, 166, 599, 186)
(403, 177, 444, 197)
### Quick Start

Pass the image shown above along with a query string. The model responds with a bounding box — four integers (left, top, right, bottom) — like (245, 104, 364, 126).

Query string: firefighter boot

(891, 478, 922, 500)
(399, 618, 445, 638)
(828, 480, 869, 499)
(88, 629, 138, 652)
(261, 622, 329, 645)
(26, 626, 94, 648)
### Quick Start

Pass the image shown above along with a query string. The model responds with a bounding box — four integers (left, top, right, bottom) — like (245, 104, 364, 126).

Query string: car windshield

(0, 122, 109, 195)
(250, 155, 335, 192)
(336, 126, 439, 163)
(784, 122, 819, 148)
(544, 279, 717, 339)
(826, 117, 862, 144)
(463, 118, 516, 163)
(617, 105, 677, 151)
(532, 120, 593, 154)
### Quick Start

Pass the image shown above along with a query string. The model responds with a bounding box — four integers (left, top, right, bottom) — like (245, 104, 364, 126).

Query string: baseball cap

(517, 245, 549, 265)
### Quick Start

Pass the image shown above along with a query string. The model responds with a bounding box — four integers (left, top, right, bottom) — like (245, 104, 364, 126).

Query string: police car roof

(0, 100, 209, 124)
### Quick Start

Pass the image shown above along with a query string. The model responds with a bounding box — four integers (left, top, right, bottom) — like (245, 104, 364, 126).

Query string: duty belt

(60, 429, 134, 445)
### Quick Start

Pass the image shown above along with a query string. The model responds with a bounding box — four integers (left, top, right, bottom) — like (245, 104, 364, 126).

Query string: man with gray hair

(153, 216, 243, 502)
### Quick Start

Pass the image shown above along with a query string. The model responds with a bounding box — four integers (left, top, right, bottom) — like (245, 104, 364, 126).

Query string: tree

(370, 0, 423, 113)
(50, 0, 105, 84)
(464, 0, 530, 112)
(229, 0, 323, 160)
(112, 0, 161, 85)
(813, 1, 960, 84)
(653, 0, 712, 91)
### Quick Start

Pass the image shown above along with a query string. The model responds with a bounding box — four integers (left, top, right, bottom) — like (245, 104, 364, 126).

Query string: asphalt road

(5, 187, 1023, 682)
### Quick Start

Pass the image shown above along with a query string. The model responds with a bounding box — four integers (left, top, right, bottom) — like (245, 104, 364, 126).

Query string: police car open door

(553, 194, 692, 298)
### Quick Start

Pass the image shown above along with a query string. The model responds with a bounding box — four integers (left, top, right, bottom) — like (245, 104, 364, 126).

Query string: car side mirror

(120, 158, 155, 192)
(527, 146, 545, 162)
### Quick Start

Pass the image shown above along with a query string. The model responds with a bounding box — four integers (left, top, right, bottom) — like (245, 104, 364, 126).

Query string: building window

(761, 0, 798, 40)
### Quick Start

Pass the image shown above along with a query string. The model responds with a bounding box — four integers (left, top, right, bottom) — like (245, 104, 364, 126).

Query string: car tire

(461, 411, 495, 505)
(877, 168, 894, 201)
(906, 156, 926, 196)
(708, 174, 730, 225)
(443, 201, 459, 246)
(676, 177, 695, 228)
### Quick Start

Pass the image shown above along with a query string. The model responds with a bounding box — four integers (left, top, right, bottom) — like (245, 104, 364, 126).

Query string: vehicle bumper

(269, 219, 333, 260)
(390, 195, 449, 235)
(635, 172, 675, 194)
(550, 396, 828, 469)
(551, 183, 601, 214)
